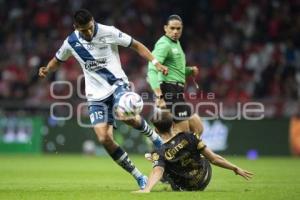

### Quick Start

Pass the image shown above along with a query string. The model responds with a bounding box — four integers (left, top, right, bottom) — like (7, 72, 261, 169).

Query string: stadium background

(0, 0, 300, 199)
(1, 0, 299, 155)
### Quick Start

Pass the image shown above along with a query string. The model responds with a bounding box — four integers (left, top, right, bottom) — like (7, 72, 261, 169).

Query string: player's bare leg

(93, 123, 117, 153)
(93, 123, 147, 189)
(188, 114, 204, 137)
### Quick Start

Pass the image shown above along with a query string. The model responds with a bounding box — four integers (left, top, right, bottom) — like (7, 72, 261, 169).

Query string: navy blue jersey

(151, 132, 211, 191)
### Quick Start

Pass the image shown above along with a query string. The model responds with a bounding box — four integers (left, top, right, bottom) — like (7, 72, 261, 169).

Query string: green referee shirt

(147, 35, 193, 90)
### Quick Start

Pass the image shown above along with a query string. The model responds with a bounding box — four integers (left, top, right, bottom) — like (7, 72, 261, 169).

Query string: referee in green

(147, 14, 203, 135)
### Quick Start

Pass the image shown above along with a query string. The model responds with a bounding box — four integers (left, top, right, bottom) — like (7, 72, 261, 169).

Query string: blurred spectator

(289, 103, 300, 156)
(0, 0, 300, 117)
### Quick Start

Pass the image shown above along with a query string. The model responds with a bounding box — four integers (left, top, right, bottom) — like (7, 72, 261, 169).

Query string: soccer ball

(117, 92, 143, 117)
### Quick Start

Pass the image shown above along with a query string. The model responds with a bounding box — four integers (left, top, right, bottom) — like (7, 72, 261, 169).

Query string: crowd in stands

(0, 0, 300, 116)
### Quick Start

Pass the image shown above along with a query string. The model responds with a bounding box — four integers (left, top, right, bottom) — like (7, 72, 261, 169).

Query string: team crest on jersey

(87, 43, 94, 50)
(152, 153, 160, 161)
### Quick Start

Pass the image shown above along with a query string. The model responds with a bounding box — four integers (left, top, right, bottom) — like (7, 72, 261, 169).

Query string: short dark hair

(151, 109, 173, 134)
(166, 14, 182, 25)
(73, 9, 93, 26)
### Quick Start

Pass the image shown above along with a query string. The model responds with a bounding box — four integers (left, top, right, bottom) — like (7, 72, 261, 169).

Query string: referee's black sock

(109, 146, 142, 180)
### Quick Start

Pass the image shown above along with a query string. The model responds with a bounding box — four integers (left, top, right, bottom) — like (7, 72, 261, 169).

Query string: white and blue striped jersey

(55, 22, 132, 101)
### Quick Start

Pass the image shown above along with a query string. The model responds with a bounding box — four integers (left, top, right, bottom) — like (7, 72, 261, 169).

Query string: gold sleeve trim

(197, 140, 206, 151)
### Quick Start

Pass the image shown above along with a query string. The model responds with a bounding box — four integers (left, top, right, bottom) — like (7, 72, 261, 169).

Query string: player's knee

(94, 129, 114, 145)
(97, 134, 114, 145)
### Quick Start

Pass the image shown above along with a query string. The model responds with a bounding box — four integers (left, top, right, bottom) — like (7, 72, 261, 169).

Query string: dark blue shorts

(88, 82, 130, 125)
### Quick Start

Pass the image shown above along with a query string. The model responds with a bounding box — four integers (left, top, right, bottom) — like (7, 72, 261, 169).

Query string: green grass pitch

(0, 155, 299, 200)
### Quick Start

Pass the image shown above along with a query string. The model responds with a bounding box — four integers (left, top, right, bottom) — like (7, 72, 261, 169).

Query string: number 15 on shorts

(90, 111, 103, 124)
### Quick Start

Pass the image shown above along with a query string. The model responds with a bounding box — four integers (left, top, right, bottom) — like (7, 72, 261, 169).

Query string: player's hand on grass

(234, 168, 254, 180)
(39, 67, 49, 78)
(155, 63, 168, 75)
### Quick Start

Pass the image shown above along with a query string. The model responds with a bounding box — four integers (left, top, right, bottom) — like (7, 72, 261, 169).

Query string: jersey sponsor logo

(99, 45, 108, 50)
(85, 59, 107, 71)
(165, 139, 189, 160)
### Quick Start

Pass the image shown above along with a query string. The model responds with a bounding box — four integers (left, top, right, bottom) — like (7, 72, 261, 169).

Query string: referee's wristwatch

(155, 94, 164, 99)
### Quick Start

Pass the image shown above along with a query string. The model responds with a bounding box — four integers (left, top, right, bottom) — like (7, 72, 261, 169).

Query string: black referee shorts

(160, 82, 192, 122)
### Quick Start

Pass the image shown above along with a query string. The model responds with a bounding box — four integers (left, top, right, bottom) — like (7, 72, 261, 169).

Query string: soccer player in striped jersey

(38, 9, 168, 189)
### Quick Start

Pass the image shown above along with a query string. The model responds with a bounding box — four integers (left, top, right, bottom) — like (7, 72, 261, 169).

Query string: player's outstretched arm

(38, 57, 61, 79)
(202, 147, 254, 180)
(130, 39, 168, 75)
(133, 166, 164, 193)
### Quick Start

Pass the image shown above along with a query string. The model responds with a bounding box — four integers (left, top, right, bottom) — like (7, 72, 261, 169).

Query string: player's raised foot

(137, 175, 148, 189)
